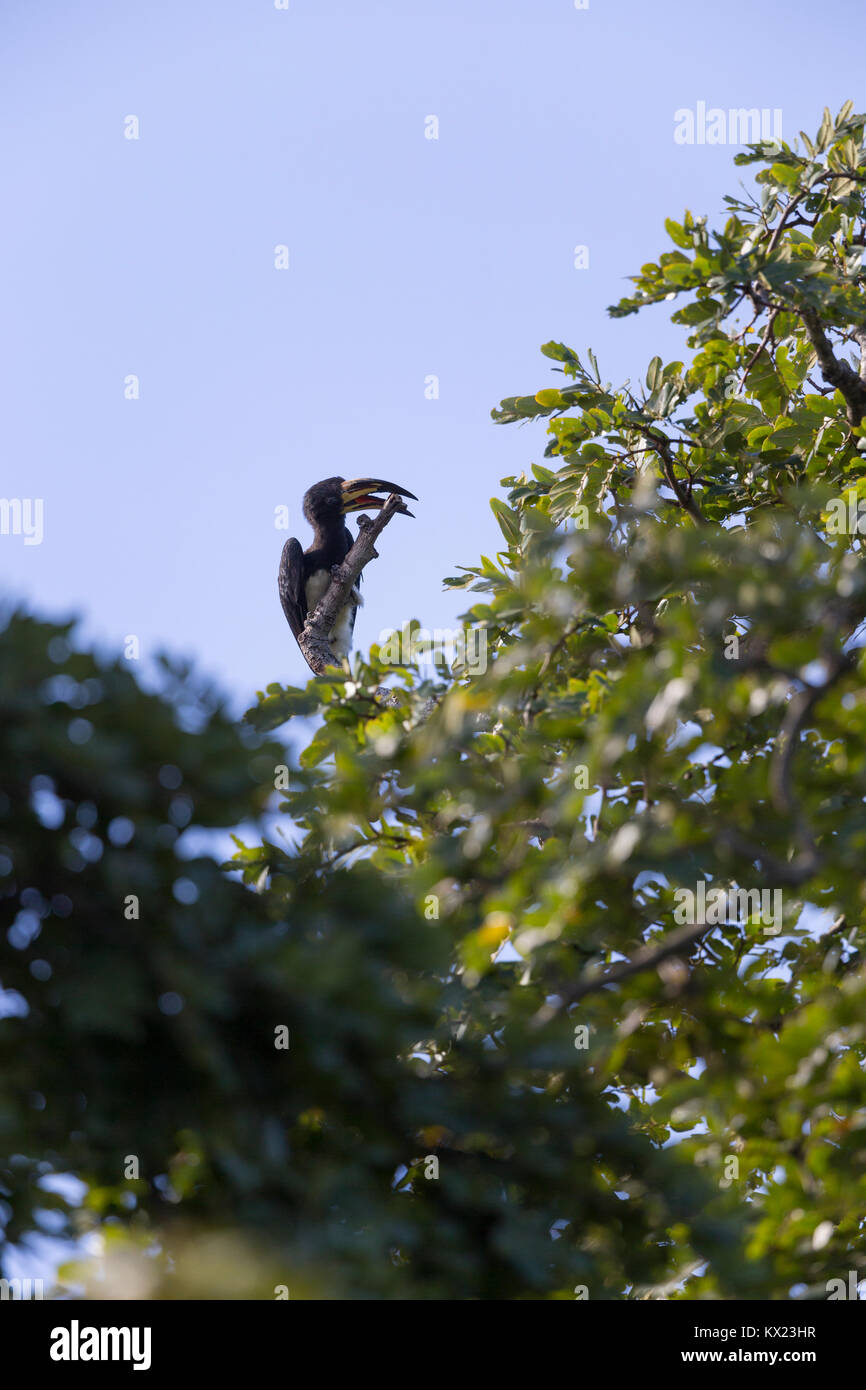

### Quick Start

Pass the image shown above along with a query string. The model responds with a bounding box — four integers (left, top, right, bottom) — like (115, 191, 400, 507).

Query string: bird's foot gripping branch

(297, 490, 409, 674)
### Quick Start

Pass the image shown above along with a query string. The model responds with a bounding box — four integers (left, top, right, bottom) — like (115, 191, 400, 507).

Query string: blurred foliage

(5, 104, 866, 1299)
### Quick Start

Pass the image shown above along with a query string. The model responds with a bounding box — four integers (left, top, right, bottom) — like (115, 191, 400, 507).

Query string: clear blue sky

(1, 0, 862, 708)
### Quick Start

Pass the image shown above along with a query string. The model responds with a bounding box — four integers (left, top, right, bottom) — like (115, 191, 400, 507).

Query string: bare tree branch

(298, 493, 405, 675)
(799, 305, 866, 425)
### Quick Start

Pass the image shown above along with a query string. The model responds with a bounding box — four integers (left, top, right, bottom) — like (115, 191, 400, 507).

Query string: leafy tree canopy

(3, 102, 866, 1300)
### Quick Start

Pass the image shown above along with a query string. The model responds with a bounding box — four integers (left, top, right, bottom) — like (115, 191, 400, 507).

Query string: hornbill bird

(279, 476, 417, 671)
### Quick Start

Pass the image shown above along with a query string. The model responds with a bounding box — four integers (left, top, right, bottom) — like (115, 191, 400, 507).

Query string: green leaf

(490, 497, 520, 543)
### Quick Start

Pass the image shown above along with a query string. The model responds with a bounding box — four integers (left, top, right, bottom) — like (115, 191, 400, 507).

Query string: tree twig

(769, 651, 853, 815)
(639, 427, 706, 525)
(531, 918, 712, 1028)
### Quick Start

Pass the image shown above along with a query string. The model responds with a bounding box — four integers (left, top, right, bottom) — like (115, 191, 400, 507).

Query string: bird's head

(303, 476, 418, 526)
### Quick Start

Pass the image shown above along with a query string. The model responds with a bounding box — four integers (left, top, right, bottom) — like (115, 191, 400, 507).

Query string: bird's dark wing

(278, 537, 307, 641)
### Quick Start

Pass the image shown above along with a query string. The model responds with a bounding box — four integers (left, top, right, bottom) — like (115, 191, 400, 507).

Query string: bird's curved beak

(341, 478, 417, 517)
